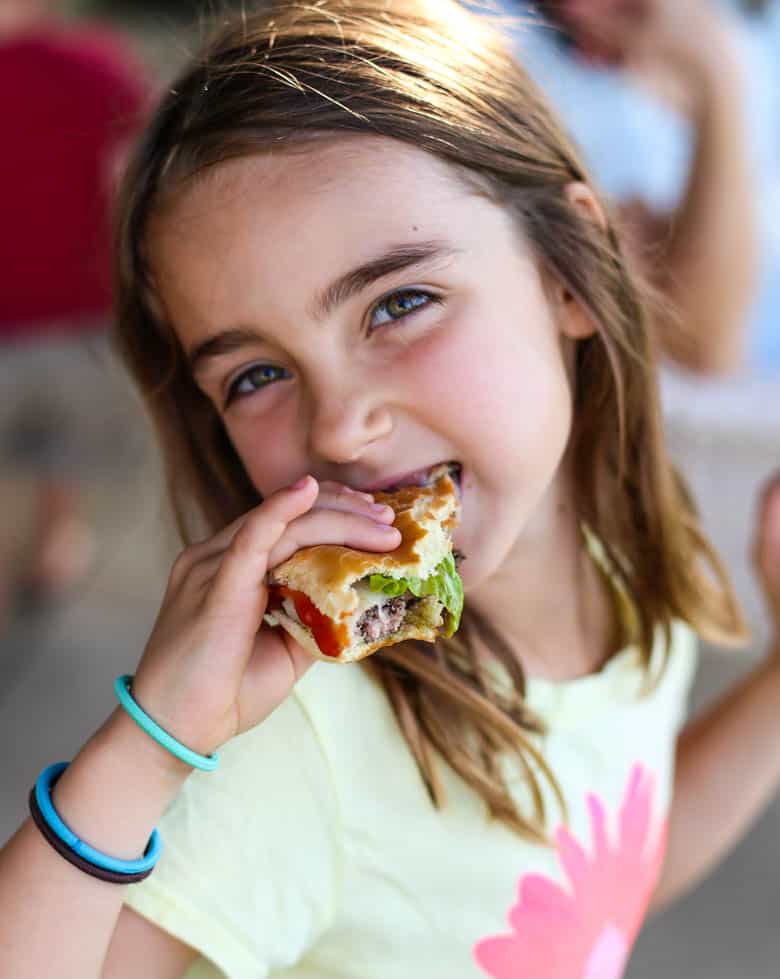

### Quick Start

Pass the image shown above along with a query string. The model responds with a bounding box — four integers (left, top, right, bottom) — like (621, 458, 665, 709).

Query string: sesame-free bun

(263, 467, 460, 662)
(267, 468, 459, 622)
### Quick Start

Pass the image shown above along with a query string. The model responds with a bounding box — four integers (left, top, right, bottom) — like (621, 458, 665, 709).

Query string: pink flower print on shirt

(473, 764, 666, 979)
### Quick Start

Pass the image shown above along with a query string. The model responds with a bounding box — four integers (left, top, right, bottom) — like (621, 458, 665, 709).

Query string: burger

(264, 464, 464, 663)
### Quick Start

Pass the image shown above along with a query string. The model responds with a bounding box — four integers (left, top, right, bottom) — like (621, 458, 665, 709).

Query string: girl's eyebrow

(309, 240, 460, 322)
(187, 239, 460, 375)
(188, 327, 260, 376)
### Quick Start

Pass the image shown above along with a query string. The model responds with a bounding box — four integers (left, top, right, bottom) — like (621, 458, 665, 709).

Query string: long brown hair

(113, 0, 748, 842)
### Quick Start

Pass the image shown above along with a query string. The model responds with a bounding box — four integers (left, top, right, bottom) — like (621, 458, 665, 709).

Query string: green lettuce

(367, 551, 464, 637)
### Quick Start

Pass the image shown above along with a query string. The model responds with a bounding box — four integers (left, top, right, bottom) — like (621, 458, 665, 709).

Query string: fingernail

(377, 523, 401, 534)
(370, 502, 392, 513)
(290, 475, 311, 491)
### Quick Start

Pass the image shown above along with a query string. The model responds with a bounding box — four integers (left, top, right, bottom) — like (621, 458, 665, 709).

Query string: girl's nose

(308, 387, 394, 464)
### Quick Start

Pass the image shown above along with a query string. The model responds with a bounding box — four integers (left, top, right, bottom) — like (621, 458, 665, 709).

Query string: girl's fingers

(209, 485, 401, 611)
(265, 507, 401, 571)
(208, 477, 318, 597)
(179, 481, 392, 573)
(187, 502, 402, 605)
(317, 481, 375, 503)
(310, 482, 395, 522)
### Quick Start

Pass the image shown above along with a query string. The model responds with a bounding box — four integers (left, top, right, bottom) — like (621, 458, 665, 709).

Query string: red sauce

(268, 585, 348, 658)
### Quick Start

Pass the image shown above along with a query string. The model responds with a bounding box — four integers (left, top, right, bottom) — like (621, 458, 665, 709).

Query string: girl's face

(149, 135, 589, 590)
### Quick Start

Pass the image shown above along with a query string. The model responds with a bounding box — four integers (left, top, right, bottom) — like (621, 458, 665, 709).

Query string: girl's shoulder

(516, 616, 698, 736)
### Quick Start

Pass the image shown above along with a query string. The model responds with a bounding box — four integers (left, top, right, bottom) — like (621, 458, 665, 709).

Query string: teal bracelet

(114, 675, 219, 772)
(34, 762, 162, 878)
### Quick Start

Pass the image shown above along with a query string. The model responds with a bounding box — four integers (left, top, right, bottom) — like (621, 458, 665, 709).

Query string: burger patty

(358, 596, 415, 643)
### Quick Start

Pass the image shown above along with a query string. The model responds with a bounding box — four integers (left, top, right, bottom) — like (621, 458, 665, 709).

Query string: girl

(1, 1, 779, 976)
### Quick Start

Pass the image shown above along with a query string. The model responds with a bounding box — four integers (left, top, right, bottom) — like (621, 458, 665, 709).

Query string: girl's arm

(0, 710, 197, 979)
(650, 474, 780, 911)
(650, 648, 780, 912)
(0, 478, 400, 978)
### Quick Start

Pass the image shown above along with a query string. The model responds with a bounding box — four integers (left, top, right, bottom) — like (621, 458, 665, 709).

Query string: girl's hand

(125, 477, 401, 770)
(753, 472, 780, 647)
(559, 0, 736, 87)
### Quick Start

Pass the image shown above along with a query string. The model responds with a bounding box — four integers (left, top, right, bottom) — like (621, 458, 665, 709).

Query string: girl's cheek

(401, 322, 509, 423)
(411, 317, 572, 473)
(226, 400, 302, 495)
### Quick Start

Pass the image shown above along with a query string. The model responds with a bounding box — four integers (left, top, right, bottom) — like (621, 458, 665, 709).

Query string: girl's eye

(225, 363, 291, 406)
(369, 288, 442, 333)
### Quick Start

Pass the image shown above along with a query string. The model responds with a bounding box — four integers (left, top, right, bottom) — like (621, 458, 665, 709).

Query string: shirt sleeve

(122, 690, 344, 979)
(666, 619, 700, 733)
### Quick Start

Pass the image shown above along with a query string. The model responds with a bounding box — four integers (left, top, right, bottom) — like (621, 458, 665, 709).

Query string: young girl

(2, 1, 780, 976)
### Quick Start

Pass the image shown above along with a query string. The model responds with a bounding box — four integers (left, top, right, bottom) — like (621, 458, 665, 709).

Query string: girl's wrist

(47, 710, 193, 864)
(99, 704, 197, 783)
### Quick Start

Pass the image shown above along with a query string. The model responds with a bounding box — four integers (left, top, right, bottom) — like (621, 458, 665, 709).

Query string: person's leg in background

(0, 337, 99, 629)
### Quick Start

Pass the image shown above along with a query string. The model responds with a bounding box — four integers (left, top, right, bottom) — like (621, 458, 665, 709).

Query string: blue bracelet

(35, 762, 162, 875)
(114, 675, 220, 772)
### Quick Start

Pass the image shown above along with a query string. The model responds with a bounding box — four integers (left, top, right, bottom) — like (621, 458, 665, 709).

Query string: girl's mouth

(368, 461, 462, 495)
(442, 461, 463, 497)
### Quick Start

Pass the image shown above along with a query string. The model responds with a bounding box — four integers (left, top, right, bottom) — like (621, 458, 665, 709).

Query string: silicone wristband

(114, 674, 219, 772)
(29, 774, 154, 884)
(34, 762, 161, 875)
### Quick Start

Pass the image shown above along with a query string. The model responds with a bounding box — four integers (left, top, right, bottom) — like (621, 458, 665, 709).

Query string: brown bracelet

(28, 778, 154, 885)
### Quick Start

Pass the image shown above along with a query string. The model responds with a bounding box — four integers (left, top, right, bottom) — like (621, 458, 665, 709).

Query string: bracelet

(29, 763, 160, 884)
(114, 674, 219, 772)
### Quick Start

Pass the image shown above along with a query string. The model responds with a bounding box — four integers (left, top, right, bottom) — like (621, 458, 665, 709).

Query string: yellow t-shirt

(123, 619, 697, 979)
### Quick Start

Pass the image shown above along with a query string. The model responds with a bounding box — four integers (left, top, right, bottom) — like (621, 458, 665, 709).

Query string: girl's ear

(554, 181, 608, 340)
(564, 181, 607, 232)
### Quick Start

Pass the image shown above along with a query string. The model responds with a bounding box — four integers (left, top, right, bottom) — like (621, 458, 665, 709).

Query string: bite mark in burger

(264, 464, 464, 663)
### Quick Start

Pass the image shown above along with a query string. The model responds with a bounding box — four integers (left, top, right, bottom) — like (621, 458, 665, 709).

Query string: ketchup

(267, 586, 348, 658)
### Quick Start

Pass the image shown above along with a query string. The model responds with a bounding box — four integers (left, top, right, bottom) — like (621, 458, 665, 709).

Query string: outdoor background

(1, 2, 780, 977)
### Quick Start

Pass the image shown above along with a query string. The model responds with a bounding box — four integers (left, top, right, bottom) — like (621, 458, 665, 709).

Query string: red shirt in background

(0, 23, 152, 337)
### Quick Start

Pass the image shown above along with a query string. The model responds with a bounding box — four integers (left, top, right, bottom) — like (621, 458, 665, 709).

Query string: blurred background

(0, 1, 779, 977)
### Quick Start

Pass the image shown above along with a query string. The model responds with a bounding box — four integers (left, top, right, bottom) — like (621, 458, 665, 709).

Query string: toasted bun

(263, 467, 461, 663)
(268, 468, 459, 622)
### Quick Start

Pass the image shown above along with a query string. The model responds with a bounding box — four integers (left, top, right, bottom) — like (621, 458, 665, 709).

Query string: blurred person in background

(495, 0, 776, 376)
(0, 0, 152, 627)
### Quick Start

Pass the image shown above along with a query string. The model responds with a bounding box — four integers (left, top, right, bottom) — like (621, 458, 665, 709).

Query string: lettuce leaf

(367, 551, 464, 637)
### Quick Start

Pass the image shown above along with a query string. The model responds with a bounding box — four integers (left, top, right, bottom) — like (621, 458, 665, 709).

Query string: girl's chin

(454, 506, 527, 593)
(452, 530, 497, 593)
(458, 552, 497, 593)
